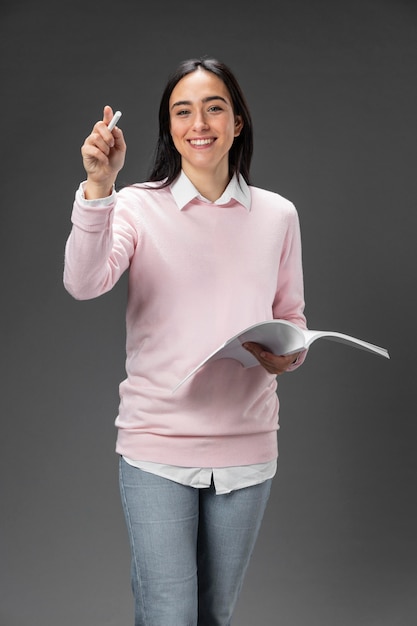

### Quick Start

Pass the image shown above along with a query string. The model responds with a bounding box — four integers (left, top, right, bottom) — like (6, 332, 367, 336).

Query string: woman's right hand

(81, 105, 127, 199)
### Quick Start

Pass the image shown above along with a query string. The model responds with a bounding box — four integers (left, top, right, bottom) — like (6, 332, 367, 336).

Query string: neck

(182, 163, 230, 202)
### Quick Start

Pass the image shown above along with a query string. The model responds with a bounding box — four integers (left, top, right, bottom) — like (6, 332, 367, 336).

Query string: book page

(303, 329, 390, 359)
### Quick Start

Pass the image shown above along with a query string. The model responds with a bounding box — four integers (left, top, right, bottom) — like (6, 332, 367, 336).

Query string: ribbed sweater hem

(115, 430, 278, 467)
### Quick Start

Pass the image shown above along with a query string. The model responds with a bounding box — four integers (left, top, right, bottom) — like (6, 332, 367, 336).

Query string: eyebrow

(171, 95, 229, 110)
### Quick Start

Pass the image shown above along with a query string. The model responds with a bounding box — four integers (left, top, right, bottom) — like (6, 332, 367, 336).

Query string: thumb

(103, 105, 114, 125)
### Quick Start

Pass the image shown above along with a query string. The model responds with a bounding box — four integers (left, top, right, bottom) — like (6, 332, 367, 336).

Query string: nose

(193, 110, 209, 132)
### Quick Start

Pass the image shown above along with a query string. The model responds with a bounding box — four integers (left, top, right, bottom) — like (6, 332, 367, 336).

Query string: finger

(243, 344, 272, 369)
(111, 125, 126, 151)
(243, 343, 290, 375)
(82, 143, 110, 167)
(243, 342, 272, 361)
(85, 130, 113, 155)
(258, 355, 285, 373)
(243, 343, 261, 363)
(82, 132, 113, 161)
(93, 121, 116, 148)
(103, 105, 114, 125)
(243, 342, 266, 354)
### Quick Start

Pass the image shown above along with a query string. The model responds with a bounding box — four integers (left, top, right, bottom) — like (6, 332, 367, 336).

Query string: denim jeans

(119, 457, 272, 626)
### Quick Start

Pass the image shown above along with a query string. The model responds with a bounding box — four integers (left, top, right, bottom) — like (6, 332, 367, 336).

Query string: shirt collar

(170, 171, 251, 211)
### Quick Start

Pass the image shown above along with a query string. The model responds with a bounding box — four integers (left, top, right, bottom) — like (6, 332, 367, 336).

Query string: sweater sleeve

(63, 183, 137, 300)
(272, 204, 308, 370)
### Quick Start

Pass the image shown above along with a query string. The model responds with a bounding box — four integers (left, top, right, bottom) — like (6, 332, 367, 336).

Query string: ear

(234, 115, 244, 137)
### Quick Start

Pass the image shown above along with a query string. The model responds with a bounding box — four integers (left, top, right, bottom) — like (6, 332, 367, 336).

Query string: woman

(64, 57, 307, 625)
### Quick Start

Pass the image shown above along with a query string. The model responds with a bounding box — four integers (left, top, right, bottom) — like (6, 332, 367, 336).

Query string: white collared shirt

(170, 170, 252, 211)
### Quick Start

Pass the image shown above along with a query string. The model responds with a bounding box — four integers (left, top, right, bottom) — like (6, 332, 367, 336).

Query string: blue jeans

(119, 457, 272, 626)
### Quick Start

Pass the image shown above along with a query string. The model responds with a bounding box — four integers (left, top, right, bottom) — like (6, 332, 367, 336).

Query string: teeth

(190, 139, 213, 146)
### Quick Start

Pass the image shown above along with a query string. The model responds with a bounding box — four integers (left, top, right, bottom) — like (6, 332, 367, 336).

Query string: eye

(176, 109, 190, 116)
(208, 105, 222, 113)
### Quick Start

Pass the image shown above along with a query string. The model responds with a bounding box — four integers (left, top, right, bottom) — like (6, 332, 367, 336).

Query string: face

(169, 68, 243, 180)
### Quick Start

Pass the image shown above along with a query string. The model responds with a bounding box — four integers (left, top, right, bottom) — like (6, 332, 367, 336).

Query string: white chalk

(107, 110, 122, 131)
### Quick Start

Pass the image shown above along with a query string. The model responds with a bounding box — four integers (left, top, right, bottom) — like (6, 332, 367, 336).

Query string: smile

(189, 138, 215, 146)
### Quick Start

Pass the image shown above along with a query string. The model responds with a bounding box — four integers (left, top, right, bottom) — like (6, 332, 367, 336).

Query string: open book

(173, 319, 390, 392)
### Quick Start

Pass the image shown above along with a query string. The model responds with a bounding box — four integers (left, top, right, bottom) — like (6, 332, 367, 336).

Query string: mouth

(188, 138, 216, 147)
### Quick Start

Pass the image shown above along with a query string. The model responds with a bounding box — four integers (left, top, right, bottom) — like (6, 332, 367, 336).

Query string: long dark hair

(148, 57, 253, 186)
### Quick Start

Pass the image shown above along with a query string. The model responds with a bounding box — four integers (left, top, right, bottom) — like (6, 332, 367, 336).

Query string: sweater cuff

(71, 181, 116, 231)
(77, 181, 116, 206)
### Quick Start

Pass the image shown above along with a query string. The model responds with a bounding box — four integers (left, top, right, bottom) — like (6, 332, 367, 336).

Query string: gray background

(1, 0, 416, 624)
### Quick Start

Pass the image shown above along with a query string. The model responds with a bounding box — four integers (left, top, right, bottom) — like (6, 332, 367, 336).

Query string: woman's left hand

(243, 343, 301, 375)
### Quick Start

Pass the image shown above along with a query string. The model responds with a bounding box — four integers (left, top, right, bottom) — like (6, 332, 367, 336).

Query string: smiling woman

(168, 70, 243, 200)
(63, 56, 307, 625)
(149, 57, 254, 192)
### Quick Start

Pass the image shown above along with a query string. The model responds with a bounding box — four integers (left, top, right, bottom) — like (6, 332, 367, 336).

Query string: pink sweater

(64, 174, 307, 467)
